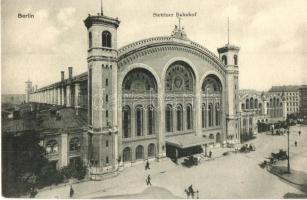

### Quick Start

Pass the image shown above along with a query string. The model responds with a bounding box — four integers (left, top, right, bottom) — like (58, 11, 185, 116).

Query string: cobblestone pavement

(36, 125, 307, 199)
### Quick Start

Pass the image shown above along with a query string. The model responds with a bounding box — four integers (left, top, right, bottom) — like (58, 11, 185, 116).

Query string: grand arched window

(88, 32, 92, 48)
(246, 99, 250, 109)
(102, 31, 111, 47)
(176, 104, 183, 131)
(122, 68, 157, 93)
(148, 143, 156, 157)
(202, 75, 222, 128)
(135, 106, 143, 136)
(166, 104, 173, 132)
(122, 106, 131, 138)
(202, 104, 206, 128)
(186, 104, 193, 130)
(215, 103, 220, 126)
(123, 147, 131, 162)
(148, 105, 155, 135)
(234, 55, 238, 65)
(69, 137, 81, 151)
(208, 104, 213, 127)
(46, 140, 58, 154)
(222, 55, 227, 65)
(135, 145, 144, 160)
(250, 98, 254, 109)
(165, 62, 195, 92)
(254, 99, 258, 109)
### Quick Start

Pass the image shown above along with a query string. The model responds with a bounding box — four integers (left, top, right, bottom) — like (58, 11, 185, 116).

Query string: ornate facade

(239, 90, 287, 141)
(29, 12, 241, 177)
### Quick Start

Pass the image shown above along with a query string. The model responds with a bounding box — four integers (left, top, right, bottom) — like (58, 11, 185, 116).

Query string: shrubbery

(2, 131, 87, 197)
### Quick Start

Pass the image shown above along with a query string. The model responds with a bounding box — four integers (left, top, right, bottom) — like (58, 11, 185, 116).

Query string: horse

(184, 189, 191, 198)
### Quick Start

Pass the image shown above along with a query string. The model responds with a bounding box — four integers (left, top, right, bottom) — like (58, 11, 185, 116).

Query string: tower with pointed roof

(217, 18, 240, 143)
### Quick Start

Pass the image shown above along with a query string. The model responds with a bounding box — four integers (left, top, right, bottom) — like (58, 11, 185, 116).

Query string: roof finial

(227, 16, 230, 45)
(100, 0, 103, 15)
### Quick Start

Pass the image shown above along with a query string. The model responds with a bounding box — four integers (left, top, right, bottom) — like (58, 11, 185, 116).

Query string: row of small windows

(89, 31, 112, 48)
(122, 105, 155, 138)
(201, 103, 221, 128)
(46, 137, 81, 154)
(122, 144, 156, 162)
(287, 108, 299, 112)
(165, 104, 193, 132)
(287, 102, 298, 106)
(221, 55, 238, 65)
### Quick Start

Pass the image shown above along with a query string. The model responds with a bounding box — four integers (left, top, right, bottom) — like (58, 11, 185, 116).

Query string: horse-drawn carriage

(239, 144, 256, 153)
(183, 155, 200, 167)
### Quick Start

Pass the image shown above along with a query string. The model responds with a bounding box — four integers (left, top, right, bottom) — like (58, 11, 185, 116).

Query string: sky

(1, 0, 307, 94)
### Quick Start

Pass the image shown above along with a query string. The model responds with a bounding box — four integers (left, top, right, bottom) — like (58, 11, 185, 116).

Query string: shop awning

(166, 134, 210, 149)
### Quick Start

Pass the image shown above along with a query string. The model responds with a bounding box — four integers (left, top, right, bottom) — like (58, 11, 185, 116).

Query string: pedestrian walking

(299, 131, 301, 136)
(209, 151, 212, 158)
(146, 175, 152, 186)
(69, 185, 74, 198)
(295, 141, 297, 147)
(145, 160, 150, 170)
(188, 185, 194, 199)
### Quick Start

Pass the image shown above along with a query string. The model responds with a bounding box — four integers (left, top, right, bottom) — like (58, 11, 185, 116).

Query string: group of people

(145, 160, 152, 186)
(294, 130, 302, 147)
(185, 184, 199, 199)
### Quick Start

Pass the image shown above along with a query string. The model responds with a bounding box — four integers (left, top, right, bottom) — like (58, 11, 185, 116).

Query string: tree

(2, 130, 48, 197)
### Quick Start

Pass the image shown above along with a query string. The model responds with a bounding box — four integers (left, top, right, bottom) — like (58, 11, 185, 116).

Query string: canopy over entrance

(166, 134, 208, 149)
(165, 134, 210, 158)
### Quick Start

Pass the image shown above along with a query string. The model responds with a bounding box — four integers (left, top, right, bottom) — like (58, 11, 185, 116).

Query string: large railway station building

(27, 11, 241, 177)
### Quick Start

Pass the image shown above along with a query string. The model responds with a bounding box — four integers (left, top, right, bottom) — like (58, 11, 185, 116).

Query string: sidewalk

(268, 165, 307, 193)
(36, 147, 233, 198)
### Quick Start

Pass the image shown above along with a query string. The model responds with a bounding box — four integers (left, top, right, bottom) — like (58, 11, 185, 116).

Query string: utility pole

(287, 126, 291, 173)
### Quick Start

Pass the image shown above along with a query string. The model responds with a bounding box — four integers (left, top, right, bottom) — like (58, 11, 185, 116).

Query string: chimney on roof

(68, 67, 73, 79)
(61, 71, 65, 81)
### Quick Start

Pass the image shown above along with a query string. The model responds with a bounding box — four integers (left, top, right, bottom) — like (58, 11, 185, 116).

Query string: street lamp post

(287, 129, 291, 173)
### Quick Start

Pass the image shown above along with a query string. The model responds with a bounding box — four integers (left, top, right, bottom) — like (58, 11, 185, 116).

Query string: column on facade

(75, 83, 80, 114)
(54, 88, 57, 104)
(45, 90, 47, 104)
(262, 100, 267, 115)
(131, 104, 135, 139)
(49, 89, 51, 104)
(46, 90, 49, 104)
(61, 87, 65, 106)
(111, 63, 118, 167)
(57, 88, 61, 105)
(196, 88, 201, 136)
(60, 132, 68, 167)
(66, 85, 71, 107)
(282, 100, 287, 119)
(158, 86, 165, 159)
(144, 107, 148, 136)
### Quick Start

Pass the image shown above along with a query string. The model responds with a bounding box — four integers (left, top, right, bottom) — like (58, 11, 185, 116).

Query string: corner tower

(84, 12, 120, 176)
(217, 43, 240, 144)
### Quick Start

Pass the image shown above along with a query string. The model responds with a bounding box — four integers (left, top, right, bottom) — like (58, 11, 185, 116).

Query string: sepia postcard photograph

(1, 0, 307, 198)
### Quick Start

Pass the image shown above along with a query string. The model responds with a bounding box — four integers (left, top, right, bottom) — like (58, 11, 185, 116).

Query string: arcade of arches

(121, 61, 224, 162)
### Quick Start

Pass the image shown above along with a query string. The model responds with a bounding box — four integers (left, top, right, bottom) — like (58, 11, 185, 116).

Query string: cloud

(56, 7, 76, 31)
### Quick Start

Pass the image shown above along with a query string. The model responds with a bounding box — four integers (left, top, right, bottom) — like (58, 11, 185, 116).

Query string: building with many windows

(239, 89, 287, 141)
(268, 85, 300, 115)
(27, 11, 241, 178)
(299, 85, 307, 121)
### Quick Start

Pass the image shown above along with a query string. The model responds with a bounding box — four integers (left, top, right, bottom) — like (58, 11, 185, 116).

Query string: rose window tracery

(165, 63, 194, 92)
(123, 69, 157, 92)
